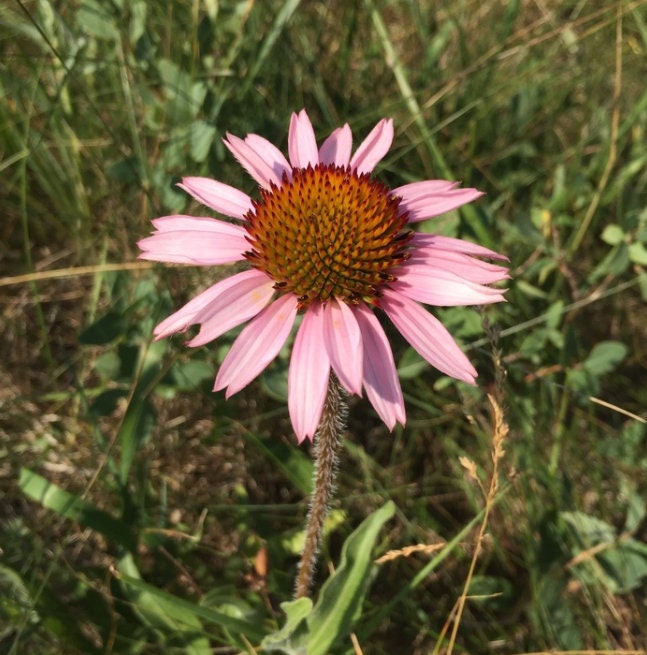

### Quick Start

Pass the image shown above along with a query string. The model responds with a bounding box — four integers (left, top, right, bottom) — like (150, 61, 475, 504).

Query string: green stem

(294, 374, 347, 599)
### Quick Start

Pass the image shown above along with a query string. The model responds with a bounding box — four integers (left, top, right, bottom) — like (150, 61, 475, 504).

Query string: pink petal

(288, 109, 319, 169)
(323, 299, 363, 395)
(407, 248, 509, 284)
(288, 303, 331, 442)
(214, 294, 298, 396)
(349, 118, 394, 175)
(244, 134, 292, 183)
(185, 270, 276, 346)
(177, 177, 254, 219)
(354, 303, 405, 429)
(224, 133, 282, 189)
(381, 290, 477, 384)
(318, 124, 352, 167)
(153, 277, 241, 340)
(391, 266, 506, 306)
(396, 181, 484, 222)
(411, 233, 509, 261)
(392, 180, 458, 196)
(137, 216, 247, 265)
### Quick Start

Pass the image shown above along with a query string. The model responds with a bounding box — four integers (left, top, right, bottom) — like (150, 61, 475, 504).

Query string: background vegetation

(2, 0, 647, 652)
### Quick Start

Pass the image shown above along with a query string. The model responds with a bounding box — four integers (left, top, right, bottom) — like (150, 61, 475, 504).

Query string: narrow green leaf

(118, 554, 265, 643)
(19, 468, 137, 551)
(0, 564, 39, 639)
(118, 554, 211, 655)
(245, 432, 313, 495)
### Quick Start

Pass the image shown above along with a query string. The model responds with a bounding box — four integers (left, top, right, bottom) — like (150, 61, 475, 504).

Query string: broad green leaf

(561, 511, 616, 545)
(79, 310, 127, 344)
(76, 0, 118, 40)
(582, 341, 628, 377)
(535, 576, 584, 649)
(598, 539, 647, 593)
(305, 501, 395, 655)
(629, 241, 647, 265)
(191, 120, 217, 162)
(19, 468, 137, 551)
(600, 224, 625, 246)
(261, 598, 312, 654)
(169, 359, 215, 392)
(262, 502, 395, 654)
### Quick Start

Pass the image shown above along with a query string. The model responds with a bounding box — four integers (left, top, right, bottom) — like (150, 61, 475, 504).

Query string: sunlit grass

(2, 0, 647, 653)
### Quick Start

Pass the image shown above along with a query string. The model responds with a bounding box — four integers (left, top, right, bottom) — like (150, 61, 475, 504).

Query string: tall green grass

(2, 0, 647, 653)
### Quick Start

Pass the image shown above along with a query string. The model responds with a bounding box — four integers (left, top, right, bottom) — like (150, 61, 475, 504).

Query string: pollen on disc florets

(243, 163, 412, 310)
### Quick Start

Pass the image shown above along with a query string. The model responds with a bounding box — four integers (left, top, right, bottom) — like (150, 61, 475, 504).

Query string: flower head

(138, 110, 508, 443)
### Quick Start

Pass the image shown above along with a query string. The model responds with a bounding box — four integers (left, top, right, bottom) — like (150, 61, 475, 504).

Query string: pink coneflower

(138, 110, 508, 443)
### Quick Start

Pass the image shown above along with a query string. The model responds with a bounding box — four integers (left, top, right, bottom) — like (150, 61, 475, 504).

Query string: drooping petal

(395, 181, 484, 222)
(354, 303, 405, 429)
(288, 109, 319, 169)
(318, 124, 352, 167)
(137, 216, 247, 265)
(224, 133, 282, 189)
(411, 233, 509, 261)
(288, 303, 331, 442)
(381, 290, 477, 384)
(153, 279, 236, 340)
(153, 269, 272, 340)
(407, 248, 510, 284)
(177, 177, 254, 219)
(186, 270, 276, 346)
(244, 134, 292, 183)
(214, 294, 298, 396)
(349, 118, 394, 175)
(323, 298, 363, 395)
(393, 265, 507, 306)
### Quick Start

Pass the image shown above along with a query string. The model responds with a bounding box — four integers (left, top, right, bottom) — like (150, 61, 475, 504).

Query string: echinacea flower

(138, 110, 508, 443)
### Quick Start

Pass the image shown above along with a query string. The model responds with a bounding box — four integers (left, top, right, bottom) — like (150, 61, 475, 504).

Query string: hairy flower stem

(294, 373, 348, 599)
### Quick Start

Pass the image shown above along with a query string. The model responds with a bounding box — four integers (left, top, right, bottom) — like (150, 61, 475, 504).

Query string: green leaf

(117, 554, 211, 655)
(397, 347, 427, 379)
(598, 539, 647, 593)
(191, 120, 217, 162)
(561, 510, 647, 594)
(170, 359, 215, 391)
(582, 341, 628, 377)
(19, 469, 137, 551)
(600, 223, 625, 245)
(119, 339, 167, 483)
(561, 510, 616, 545)
(261, 502, 395, 655)
(306, 501, 395, 655)
(118, 554, 265, 644)
(0, 564, 39, 639)
(76, 0, 118, 40)
(261, 598, 312, 654)
(245, 432, 313, 495)
(79, 311, 126, 345)
(535, 576, 584, 649)
(629, 241, 647, 265)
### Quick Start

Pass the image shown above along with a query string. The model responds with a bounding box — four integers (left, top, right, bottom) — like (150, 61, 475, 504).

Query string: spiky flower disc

(245, 164, 411, 310)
